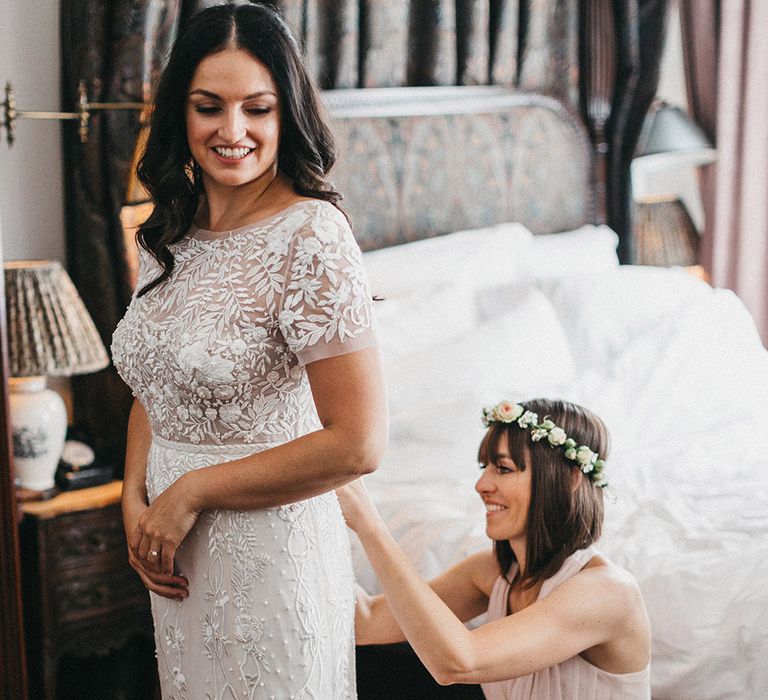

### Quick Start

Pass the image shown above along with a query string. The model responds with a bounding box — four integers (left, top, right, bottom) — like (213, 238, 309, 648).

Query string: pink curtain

(682, 0, 768, 343)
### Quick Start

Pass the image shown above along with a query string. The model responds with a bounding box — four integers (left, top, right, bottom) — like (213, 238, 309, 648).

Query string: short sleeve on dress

(278, 204, 377, 366)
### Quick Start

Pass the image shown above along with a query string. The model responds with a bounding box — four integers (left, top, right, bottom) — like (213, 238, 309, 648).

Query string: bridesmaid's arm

(338, 479, 493, 646)
(341, 478, 642, 685)
(354, 552, 494, 645)
(123, 399, 189, 597)
(135, 346, 388, 574)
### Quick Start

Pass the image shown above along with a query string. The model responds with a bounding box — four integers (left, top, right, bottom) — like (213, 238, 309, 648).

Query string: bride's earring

(185, 159, 203, 190)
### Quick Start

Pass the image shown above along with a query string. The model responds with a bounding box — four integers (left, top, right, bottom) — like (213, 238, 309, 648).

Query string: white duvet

(353, 249, 768, 700)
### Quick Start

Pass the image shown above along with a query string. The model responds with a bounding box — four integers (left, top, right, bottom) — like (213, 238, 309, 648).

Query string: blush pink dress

(481, 545, 651, 700)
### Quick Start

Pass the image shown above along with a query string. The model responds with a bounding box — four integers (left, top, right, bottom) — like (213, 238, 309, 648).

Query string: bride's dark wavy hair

(135, 2, 341, 297)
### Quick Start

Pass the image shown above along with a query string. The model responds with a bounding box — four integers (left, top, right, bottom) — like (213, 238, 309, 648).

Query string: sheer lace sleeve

(278, 204, 376, 366)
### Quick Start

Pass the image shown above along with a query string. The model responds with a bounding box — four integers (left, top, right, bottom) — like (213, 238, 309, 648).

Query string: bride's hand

(128, 476, 201, 578)
(123, 496, 190, 599)
(336, 477, 382, 533)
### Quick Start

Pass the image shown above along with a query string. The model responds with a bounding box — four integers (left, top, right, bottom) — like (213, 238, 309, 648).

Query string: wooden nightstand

(19, 481, 155, 699)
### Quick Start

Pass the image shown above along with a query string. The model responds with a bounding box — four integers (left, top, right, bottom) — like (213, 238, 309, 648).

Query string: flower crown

(481, 401, 608, 488)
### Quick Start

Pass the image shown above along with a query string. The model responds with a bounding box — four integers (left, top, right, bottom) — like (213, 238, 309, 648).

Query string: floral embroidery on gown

(112, 199, 376, 699)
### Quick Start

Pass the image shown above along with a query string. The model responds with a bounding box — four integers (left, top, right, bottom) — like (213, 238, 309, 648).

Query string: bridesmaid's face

(186, 48, 281, 191)
(475, 433, 532, 545)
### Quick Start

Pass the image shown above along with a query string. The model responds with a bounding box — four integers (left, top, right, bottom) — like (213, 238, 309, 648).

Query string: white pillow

(473, 224, 619, 322)
(530, 224, 620, 279)
(536, 265, 713, 371)
(374, 282, 477, 361)
(384, 288, 576, 417)
(363, 222, 532, 299)
(376, 399, 488, 484)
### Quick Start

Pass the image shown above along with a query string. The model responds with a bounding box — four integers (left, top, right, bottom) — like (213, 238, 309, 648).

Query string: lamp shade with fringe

(3, 260, 109, 493)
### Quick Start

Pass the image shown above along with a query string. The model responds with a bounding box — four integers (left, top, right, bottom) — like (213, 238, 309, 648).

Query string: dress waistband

(152, 434, 285, 455)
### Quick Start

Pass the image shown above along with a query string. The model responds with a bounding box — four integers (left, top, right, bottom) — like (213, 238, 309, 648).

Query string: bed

(322, 87, 768, 700)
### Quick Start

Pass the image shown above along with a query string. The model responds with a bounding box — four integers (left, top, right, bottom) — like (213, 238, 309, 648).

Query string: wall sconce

(4, 260, 109, 495)
(2, 80, 149, 145)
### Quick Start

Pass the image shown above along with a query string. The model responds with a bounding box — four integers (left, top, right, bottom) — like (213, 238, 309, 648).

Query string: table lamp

(631, 100, 717, 266)
(632, 195, 699, 267)
(634, 100, 716, 168)
(4, 260, 109, 493)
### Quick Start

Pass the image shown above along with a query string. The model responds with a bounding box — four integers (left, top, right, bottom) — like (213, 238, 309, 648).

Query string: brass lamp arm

(3, 80, 149, 146)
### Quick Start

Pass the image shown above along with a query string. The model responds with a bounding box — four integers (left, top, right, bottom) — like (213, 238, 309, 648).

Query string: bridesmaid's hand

(124, 497, 189, 600)
(128, 476, 201, 579)
(335, 477, 383, 535)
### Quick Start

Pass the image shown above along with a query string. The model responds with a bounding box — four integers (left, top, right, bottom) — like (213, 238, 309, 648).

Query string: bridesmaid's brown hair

(478, 398, 607, 588)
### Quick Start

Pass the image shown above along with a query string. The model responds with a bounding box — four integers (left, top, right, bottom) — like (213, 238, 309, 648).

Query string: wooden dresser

(19, 481, 155, 699)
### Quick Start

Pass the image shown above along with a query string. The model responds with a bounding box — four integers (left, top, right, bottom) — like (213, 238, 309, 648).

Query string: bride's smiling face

(186, 48, 281, 190)
(475, 432, 532, 544)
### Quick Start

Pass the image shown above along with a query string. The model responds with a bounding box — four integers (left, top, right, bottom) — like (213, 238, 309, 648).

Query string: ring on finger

(150, 550, 159, 557)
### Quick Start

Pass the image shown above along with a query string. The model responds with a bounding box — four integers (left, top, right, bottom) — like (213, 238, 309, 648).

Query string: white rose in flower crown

(576, 446, 595, 465)
(547, 427, 567, 446)
(495, 402, 524, 423)
(518, 411, 538, 428)
(594, 459, 605, 472)
(531, 427, 548, 442)
(581, 461, 595, 474)
(564, 447, 577, 460)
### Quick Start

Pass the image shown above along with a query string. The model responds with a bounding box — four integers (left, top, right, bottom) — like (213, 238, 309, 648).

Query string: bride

(112, 4, 386, 698)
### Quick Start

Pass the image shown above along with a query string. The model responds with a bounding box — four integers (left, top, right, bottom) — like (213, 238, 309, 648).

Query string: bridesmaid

(339, 399, 651, 699)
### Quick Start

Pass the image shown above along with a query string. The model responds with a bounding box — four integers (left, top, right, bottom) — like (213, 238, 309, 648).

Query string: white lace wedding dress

(112, 199, 375, 699)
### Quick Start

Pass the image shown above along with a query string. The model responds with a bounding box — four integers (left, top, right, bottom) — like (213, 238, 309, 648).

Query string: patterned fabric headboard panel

(322, 86, 595, 251)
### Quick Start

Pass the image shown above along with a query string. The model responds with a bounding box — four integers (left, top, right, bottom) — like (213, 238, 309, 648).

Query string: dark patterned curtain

(61, 0, 665, 463)
(61, 0, 181, 464)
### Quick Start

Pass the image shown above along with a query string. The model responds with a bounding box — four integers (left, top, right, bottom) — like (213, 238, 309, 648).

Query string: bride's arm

(185, 346, 387, 505)
(131, 346, 387, 575)
(123, 399, 189, 597)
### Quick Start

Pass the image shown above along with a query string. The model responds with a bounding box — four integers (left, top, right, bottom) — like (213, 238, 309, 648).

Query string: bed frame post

(581, 0, 668, 262)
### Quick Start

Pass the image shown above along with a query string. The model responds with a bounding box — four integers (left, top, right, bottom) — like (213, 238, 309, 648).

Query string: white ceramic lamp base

(9, 376, 67, 491)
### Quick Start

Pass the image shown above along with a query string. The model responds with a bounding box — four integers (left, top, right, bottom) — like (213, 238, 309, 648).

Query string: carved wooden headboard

(322, 86, 595, 251)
